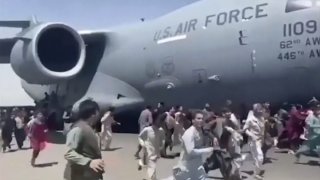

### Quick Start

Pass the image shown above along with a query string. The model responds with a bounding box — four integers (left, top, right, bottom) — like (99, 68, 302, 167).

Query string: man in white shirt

(135, 106, 153, 158)
(63, 106, 73, 135)
(14, 110, 26, 149)
(173, 111, 214, 180)
(138, 113, 165, 180)
(100, 107, 120, 151)
(243, 104, 265, 180)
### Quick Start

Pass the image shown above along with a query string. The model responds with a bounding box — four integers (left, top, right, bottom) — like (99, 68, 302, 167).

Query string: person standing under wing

(100, 107, 120, 151)
(63, 106, 73, 135)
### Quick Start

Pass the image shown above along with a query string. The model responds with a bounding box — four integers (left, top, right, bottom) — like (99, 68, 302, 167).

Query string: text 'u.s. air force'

(154, 3, 268, 41)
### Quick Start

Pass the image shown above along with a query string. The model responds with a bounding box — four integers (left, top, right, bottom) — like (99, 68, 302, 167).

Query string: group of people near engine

(1, 97, 320, 180)
(0, 107, 48, 166)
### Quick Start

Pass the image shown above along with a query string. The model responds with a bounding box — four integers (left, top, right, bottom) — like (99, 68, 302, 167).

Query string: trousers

(249, 139, 263, 174)
(101, 128, 112, 150)
(173, 158, 207, 180)
(139, 157, 157, 180)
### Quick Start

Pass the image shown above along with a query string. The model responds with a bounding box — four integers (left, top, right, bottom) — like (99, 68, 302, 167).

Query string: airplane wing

(0, 19, 35, 64)
(0, 19, 121, 109)
(0, 38, 16, 64)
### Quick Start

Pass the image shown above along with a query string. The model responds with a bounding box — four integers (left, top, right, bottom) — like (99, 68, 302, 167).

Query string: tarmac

(0, 132, 319, 180)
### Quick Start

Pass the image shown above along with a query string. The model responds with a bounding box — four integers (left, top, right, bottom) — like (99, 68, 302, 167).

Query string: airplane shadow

(33, 162, 58, 168)
(101, 147, 122, 151)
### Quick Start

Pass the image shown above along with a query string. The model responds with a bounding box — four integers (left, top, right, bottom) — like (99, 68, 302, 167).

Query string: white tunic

(138, 109, 153, 132)
(165, 112, 176, 130)
(243, 115, 265, 140)
(174, 126, 213, 180)
(15, 117, 24, 129)
(101, 112, 115, 132)
(243, 115, 265, 173)
(173, 112, 185, 145)
(138, 126, 165, 161)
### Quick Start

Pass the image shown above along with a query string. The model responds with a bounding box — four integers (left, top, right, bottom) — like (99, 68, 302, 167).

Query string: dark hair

(34, 108, 47, 117)
(153, 112, 167, 125)
(221, 107, 231, 114)
(108, 106, 115, 112)
(268, 117, 277, 124)
(296, 104, 303, 110)
(184, 110, 193, 120)
(146, 105, 152, 110)
(152, 111, 159, 120)
(313, 103, 320, 111)
(192, 110, 203, 119)
(159, 102, 165, 106)
(78, 99, 100, 120)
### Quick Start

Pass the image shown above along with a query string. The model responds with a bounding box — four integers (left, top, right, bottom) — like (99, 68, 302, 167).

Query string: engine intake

(10, 23, 85, 84)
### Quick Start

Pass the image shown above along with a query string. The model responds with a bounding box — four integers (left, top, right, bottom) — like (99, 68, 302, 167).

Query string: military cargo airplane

(0, 0, 320, 112)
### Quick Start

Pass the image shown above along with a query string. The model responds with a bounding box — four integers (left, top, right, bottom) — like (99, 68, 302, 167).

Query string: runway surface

(0, 132, 319, 180)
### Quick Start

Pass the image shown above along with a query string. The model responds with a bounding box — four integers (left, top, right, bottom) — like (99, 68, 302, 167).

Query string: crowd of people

(0, 108, 31, 152)
(0, 107, 48, 166)
(1, 97, 320, 180)
(132, 99, 320, 180)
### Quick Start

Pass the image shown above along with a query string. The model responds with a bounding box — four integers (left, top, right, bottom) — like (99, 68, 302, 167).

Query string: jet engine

(10, 23, 85, 84)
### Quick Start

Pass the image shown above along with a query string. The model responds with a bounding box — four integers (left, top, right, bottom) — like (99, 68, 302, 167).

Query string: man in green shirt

(64, 99, 104, 180)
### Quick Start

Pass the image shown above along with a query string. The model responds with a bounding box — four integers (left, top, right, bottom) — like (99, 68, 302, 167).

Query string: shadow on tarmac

(47, 131, 65, 144)
(33, 162, 59, 168)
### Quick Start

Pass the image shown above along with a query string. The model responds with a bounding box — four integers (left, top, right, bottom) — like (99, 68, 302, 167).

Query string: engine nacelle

(10, 23, 85, 84)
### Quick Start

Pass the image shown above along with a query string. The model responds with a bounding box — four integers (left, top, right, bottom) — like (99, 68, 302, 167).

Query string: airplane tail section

(0, 16, 38, 28)
(0, 20, 31, 28)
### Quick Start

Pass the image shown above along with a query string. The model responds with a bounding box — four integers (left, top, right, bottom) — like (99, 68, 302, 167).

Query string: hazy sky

(0, 0, 197, 105)
(0, 0, 196, 29)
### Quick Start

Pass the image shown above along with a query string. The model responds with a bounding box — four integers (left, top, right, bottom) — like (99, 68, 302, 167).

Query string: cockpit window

(286, 0, 320, 13)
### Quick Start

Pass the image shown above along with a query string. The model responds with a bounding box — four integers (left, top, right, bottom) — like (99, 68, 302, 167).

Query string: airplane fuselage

(22, 0, 320, 110)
